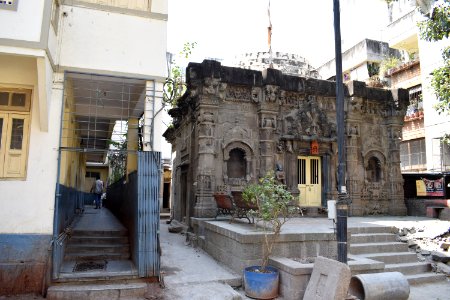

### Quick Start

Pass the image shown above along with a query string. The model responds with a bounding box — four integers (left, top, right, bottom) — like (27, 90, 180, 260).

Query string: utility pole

(333, 0, 348, 264)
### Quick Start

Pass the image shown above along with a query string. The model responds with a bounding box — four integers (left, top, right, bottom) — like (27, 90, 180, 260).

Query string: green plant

(379, 56, 401, 77)
(163, 42, 197, 108)
(242, 171, 294, 271)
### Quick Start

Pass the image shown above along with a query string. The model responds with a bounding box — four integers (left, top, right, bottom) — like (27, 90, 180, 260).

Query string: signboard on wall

(416, 177, 444, 197)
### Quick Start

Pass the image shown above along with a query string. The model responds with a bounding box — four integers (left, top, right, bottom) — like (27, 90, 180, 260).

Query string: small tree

(163, 42, 197, 108)
(242, 171, 294, 271)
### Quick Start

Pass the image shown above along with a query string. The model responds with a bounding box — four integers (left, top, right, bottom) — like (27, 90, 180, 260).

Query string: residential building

(0, 0, 167, 294)
(318, 0, 450, 174)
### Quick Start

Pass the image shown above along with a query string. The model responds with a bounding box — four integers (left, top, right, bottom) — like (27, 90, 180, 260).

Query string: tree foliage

(242, 172, 294, 271)
(107, 134, 127, 184)
(417, 2, 450, 42)
(163, 42, 197, 107)
(417, 1, 450, 115)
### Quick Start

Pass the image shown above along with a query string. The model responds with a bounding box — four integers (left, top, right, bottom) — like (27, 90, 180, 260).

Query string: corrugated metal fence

(137, 151, 161, 277)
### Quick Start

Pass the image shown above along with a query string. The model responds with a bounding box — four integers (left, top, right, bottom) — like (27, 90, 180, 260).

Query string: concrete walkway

(160, 220, 244, 299)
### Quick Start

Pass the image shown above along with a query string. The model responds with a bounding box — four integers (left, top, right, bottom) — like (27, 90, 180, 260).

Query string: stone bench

(424, 199, 450, 218)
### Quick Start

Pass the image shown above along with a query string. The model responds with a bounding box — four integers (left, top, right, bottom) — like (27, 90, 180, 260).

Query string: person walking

(91, 176, 104, 209)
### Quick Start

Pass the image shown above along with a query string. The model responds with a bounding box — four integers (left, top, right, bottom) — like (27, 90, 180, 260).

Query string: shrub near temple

(242, 171, 294, 271)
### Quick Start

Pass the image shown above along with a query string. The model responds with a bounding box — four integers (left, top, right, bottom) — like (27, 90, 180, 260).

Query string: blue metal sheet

(137, 151, 161, 277)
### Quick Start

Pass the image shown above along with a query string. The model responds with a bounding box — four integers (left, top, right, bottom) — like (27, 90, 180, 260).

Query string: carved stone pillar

(387, 125, 407, 215)
(258, 113, 277, 176)
(193, 101, 218, 217)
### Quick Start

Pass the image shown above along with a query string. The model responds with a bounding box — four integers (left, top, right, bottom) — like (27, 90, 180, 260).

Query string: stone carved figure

(251, 87, 261, 103)
(203, 77, 220, 95)
(264, 85, 279, 102)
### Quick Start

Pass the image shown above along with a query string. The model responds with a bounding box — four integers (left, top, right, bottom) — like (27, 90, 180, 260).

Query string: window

(400, 138, 426, 171)
(0, 88, 31, 179)
(227, 148, 246, 178)
(431, 138, 450, 172)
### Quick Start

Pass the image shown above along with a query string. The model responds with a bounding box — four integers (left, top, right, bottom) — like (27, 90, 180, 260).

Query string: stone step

(72, 229, 128, 237)
(56, 270, 139, 283)
(349, 226, 395, 234)
(65, 244, 130, 254)
(64, 252, 130, 261)
(350, 233, 397, 244)
(46, 282, 147, 300)
(363, 252, 418, 264)
(405, 273, 447, 285)
(68, 236, 129, 245)
(350, 242, 408, 255)
(384, 262, 432, 275)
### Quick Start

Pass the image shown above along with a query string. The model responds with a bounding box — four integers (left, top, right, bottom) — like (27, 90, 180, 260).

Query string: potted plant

(242, 171, 294, 299)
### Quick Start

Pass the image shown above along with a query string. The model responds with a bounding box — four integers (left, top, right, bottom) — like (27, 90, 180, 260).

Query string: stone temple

(235, 51, 320, 78)
(164, 60, 409, 224)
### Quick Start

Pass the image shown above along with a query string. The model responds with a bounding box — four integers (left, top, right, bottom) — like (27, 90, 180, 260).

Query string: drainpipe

(333, 0, 349, 264)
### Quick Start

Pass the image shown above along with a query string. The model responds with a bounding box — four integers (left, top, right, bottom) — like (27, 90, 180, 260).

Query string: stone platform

(191, 215, 448, 299)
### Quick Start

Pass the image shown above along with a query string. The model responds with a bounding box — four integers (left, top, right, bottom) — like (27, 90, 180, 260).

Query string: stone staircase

(64, 228, 131, 262)
(47, 208, 148, 299)
(349, 226, 446, 285)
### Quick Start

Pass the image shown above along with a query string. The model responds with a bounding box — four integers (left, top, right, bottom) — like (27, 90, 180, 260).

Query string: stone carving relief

(261, 117, 276, 129)
(225, 85, 251, 102)
(284, 97, 336, 139)
(360, 183, 388, 215)
(198, 112, 214, 137)
(350, 97, 363, 113)
(197, 174, 214, 193)
(201, 78, 227, 100)
(279, 91, 304, 107)
(264, 85, 279, 102)
(347, 123, 359, 137)
(203, 77, 220, 95)
(251, 87, 261, 103)
(222, 121, 252, 142)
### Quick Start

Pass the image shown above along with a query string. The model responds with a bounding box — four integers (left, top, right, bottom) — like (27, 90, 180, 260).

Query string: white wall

(0, 55, 61, 234)
(0, 0, 45, 42)
(420, 37, 450, 171)
(151, 0, 168, 14)
(58, 5, 167, 78)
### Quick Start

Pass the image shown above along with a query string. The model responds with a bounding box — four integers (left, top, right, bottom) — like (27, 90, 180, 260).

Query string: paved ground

(2, 215, 449, 299)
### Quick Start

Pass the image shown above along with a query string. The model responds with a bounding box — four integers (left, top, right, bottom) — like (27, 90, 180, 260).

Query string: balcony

(386, 9, 419, 52)
(61, 0, 167, 18)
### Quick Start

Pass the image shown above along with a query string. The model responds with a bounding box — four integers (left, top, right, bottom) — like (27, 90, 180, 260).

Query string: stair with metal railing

(46, 207, 147, 299)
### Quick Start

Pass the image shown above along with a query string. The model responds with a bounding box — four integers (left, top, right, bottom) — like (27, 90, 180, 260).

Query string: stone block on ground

(439, 208, 450, 221)
(440, 242, 450, 251)
(431, 251, 450, 263)
(303, 256, 351, 300)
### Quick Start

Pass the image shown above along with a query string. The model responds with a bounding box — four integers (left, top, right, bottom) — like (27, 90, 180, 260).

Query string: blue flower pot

(244, 266, 279, 299)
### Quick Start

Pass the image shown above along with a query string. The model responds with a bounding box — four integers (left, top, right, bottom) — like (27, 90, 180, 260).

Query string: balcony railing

(63, 0, 151, 13)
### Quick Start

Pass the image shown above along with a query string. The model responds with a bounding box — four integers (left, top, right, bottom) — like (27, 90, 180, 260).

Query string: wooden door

(297, 156, 321, 207)
(3, 113, 30, 178)
(0, 113, 7, 177)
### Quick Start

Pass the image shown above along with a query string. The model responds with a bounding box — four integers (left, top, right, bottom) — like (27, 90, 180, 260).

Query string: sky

(167, 0, 390, 69)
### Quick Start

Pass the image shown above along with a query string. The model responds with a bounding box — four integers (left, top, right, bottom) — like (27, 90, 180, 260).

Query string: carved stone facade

(164, 60, 409, 222)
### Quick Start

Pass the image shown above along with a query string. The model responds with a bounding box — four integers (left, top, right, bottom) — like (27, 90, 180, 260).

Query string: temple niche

(164, 60, 409, 223)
